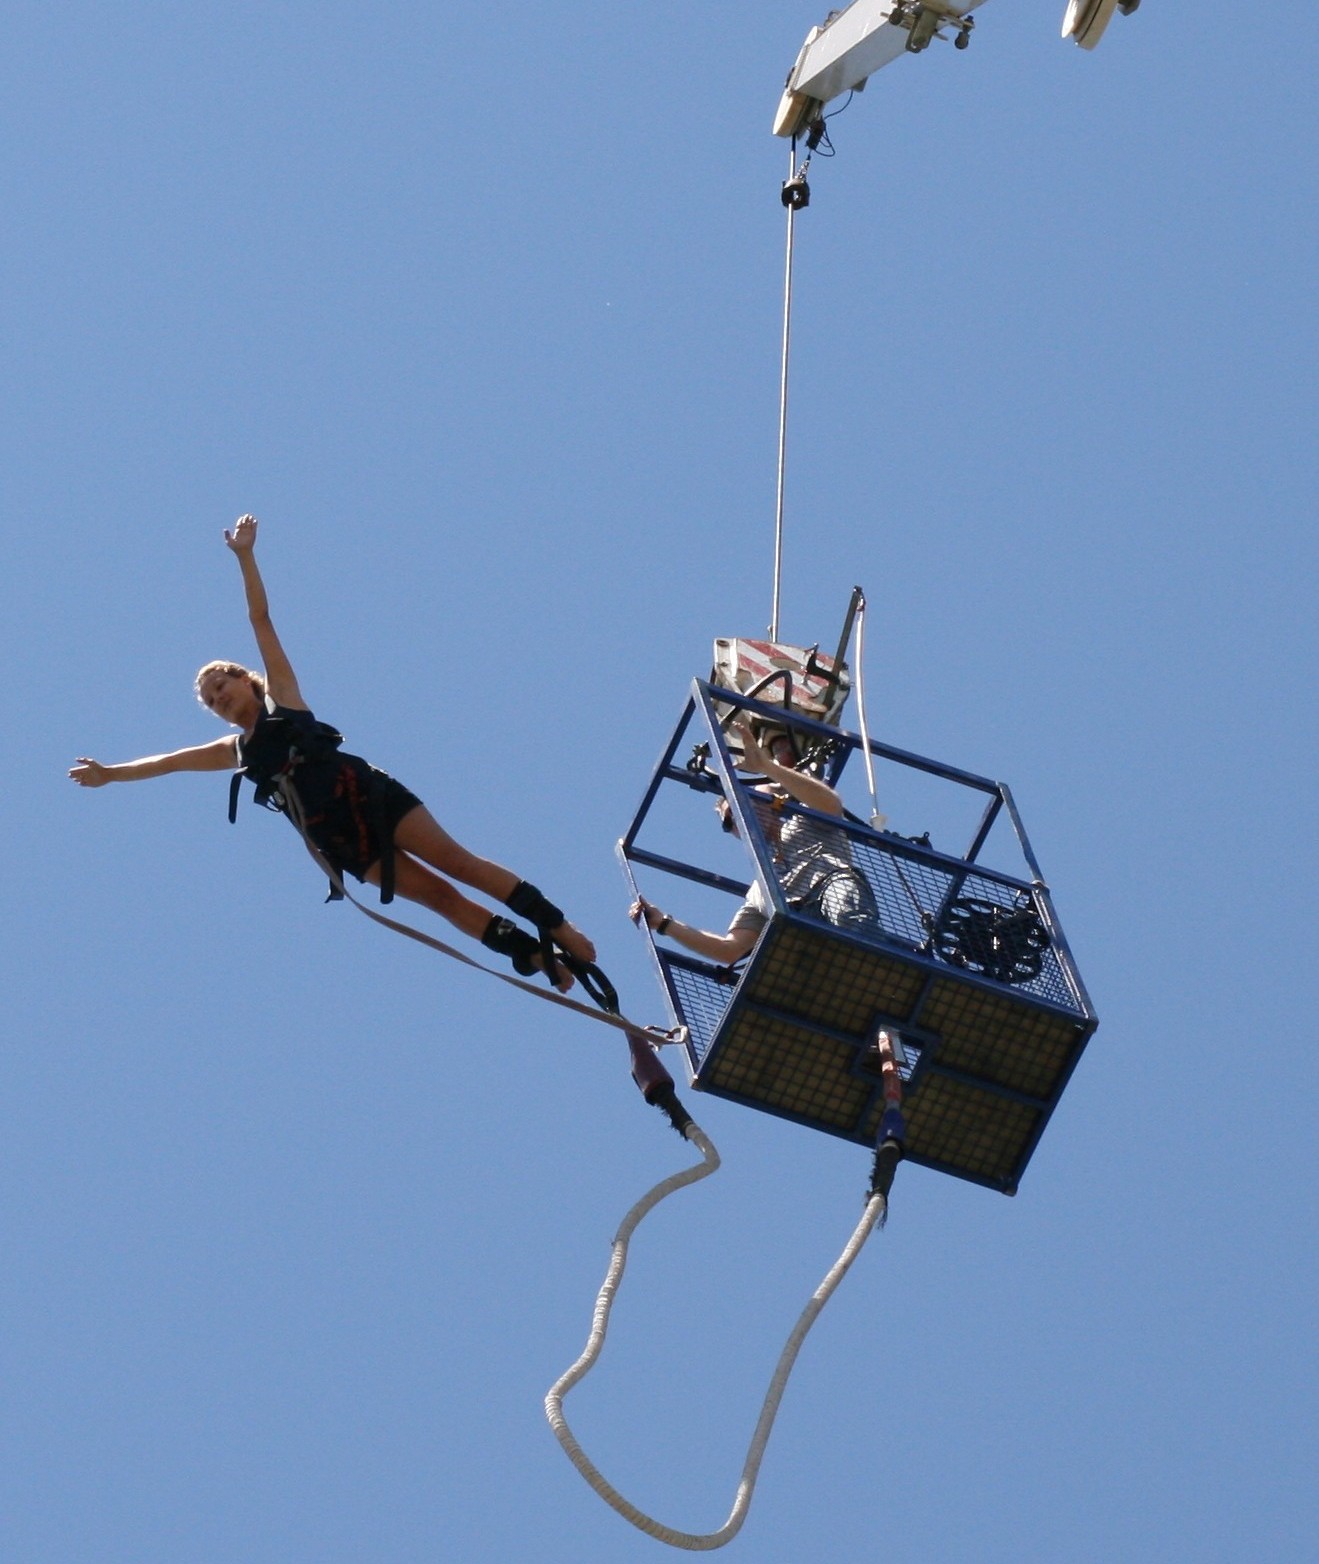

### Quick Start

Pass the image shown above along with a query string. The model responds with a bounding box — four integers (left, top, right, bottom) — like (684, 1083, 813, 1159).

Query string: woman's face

(198, 669, 262, 728)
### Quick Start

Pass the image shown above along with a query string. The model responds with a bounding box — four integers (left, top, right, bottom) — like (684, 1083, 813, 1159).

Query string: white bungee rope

(849, 589, 888, 831)
(545, 1122, 889, 1551)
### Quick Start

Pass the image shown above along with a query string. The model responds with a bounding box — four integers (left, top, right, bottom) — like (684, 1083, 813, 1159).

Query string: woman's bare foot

(550, 919, 596, 965)
(536, 949, 576, 993)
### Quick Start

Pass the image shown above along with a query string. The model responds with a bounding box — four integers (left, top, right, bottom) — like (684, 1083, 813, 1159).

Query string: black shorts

(291, 754, 423, 881)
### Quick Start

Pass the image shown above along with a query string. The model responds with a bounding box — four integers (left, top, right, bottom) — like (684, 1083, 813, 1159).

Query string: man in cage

(631, 720, 878, 962)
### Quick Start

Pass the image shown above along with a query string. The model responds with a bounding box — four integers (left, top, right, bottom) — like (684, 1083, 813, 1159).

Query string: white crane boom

(773, 0, 1142, 139)
(773, 1, 987, 139)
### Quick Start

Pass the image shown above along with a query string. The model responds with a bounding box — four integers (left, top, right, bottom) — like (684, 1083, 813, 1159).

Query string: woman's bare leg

(363, 853, 575, 992)
(392, 806, 596, 962)
(364, 853, 491, 939)
(392, 808, 515, 897)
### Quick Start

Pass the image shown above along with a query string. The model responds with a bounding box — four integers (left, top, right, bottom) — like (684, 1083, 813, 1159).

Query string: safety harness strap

(504, 880, 564, 931)
(481, 915, 541, 975)
(280, 779, 653, 1040)
(544, 948, 620, 1014)
(367, 771, 396, 905)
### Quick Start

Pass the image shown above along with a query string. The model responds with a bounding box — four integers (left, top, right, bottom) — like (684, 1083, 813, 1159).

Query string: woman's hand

(69, 757, 112, 787)
(224, 514, 259, 554)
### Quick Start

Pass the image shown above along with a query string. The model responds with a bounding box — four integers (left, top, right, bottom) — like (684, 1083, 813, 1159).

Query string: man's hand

(732, 718, 773, 775)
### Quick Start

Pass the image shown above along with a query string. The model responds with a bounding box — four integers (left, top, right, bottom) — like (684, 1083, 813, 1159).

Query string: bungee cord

(279, 773, 890, 1554)
(545, 1121, 890, 1551)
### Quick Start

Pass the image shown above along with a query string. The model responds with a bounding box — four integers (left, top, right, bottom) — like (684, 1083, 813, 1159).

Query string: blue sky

(3, 5, 1315, 1561)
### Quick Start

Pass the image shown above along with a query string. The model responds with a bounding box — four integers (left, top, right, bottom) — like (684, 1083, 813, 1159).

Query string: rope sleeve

(628, 1033, 694, 1134)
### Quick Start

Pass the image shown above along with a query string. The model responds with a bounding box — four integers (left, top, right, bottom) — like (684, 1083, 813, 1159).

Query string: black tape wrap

(481, 915, 542, 977)
(504, 881, 565, 933)
(869, 1138, 903, 1201)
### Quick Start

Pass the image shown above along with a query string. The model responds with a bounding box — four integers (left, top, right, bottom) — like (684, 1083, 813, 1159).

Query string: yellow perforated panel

(745, 925, 924, 1035)
(705, 1012, 870, 1132)
(921, 980, 1080, 1099)
(899, 1073, 1042, 1187)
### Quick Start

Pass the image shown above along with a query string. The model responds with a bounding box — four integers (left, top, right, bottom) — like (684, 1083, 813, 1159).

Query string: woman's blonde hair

(194, 661, 266, 706)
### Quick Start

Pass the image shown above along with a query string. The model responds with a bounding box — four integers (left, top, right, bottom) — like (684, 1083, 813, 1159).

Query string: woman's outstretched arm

(224, 514, 308, 710)
(70, 736, 238, 787)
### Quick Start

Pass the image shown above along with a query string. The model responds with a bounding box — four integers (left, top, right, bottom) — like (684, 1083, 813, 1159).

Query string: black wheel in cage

(934, 895, 1051, 985)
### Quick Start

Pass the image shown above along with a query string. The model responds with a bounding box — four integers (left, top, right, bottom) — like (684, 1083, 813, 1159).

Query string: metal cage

(619, 681, 1098, 1194)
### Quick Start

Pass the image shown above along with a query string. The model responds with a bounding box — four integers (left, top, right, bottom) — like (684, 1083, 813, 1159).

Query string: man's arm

(734, 720, 845, 816)
(69, 736, 238, 787)
(630, 897, 758, 964)
(224, 514, 308, 710)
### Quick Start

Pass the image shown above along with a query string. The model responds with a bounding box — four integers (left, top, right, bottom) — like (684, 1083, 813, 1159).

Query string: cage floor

(679, 919, 1092, 1192)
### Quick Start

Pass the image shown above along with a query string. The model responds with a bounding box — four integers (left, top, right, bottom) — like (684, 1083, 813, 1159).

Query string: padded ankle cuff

(504, 880, 564, 932)
(481, 915, 541, 977)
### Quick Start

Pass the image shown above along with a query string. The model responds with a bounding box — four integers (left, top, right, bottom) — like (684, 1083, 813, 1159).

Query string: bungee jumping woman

(69, 515, 597, 992)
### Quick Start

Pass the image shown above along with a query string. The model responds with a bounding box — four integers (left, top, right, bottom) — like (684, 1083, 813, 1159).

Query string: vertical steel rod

(771, 145, 798, 641)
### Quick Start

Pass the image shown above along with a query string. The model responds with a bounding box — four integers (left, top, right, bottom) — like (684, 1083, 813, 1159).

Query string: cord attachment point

(781, 170, 811, 209)
(866, 1027, 906, 1201)
(870, 1137, 903, 1202)
(628, 1032, 694, 1136)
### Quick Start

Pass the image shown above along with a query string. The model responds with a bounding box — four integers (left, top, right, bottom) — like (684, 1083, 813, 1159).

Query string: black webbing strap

(505, 880, 564, 931)
(537, 939, 620, 1015)
(368, 773, 396, 905)
(508, 879, 619, 1014)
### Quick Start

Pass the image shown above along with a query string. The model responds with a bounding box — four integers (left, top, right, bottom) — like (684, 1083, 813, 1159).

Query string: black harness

(229, 707, 344, 814)
(227, 706, 398, 904)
